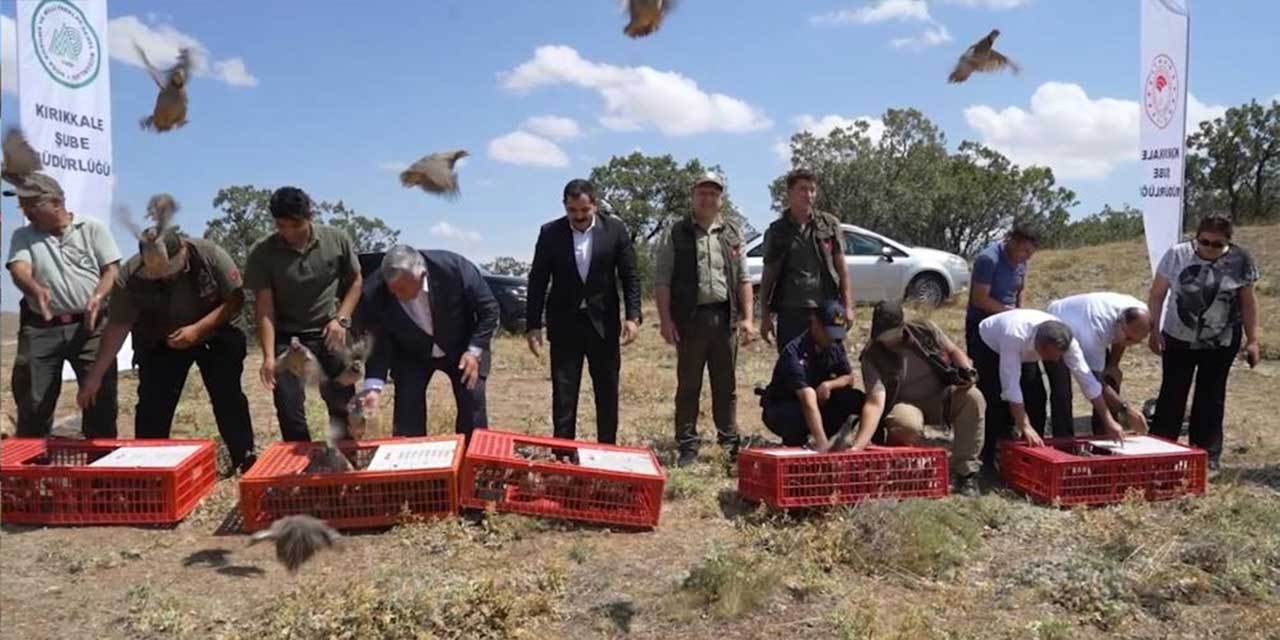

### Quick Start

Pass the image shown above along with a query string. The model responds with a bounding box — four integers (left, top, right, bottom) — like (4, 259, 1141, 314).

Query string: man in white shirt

(1045, 292, 1152, 437)
(356, 244, 500, 438)
(977, 309, 1126, 447)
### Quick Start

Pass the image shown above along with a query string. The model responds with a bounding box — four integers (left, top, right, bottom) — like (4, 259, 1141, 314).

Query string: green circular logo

(30, 0, 102, 89)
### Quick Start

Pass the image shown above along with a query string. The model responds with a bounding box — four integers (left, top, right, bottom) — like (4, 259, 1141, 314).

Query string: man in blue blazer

(526, 179, 642, 444)
(356, 244, 500, 437)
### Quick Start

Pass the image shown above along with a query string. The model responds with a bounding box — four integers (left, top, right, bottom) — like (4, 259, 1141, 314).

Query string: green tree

(202, 185, 400, 265)
(587, 152, 752, 243)
(316, 200, 400, 252)
(770, 108, 1075, 257)
(1055, 204, 1145, 249)
(481, 256, 530, 277)
(1186, 98, 1280, 225)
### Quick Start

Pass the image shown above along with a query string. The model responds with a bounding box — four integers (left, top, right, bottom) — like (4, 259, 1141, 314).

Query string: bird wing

(133, 43, 167, 89)
(170, 48, 194, 82)
(113, 205, 143, 239)
(948, 53, 977, 83)
(983, 49, 1021, 74)
(3, 128, 43, 176)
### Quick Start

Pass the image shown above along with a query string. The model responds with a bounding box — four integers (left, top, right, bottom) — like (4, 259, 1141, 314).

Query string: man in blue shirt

(965, 223, 1045, 470)
(760, 300, 862, 450)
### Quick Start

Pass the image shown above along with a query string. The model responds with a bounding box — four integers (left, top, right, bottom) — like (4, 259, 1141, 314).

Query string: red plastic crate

(999, 436, 1207, 507)
(738, 445, 950, 509)
(0, 438, 217, 525)
(459, 429, 666, 529)
(238, 435, 464, 532)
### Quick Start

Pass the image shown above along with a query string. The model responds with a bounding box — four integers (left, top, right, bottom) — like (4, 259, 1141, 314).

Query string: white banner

(1139, 0, 1190, 274)
(16, 0, 113, 221)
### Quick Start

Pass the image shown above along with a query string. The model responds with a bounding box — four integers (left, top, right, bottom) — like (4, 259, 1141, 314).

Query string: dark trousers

(773, 306, 813, 355)
(549, 311, 621, 444)
(1044, 357, 1116, 438)
(390, 353, 488, 437)
(1151, 331, 1239, 460)
(968, 324, 1046, 468)
(762, 386, 864, 447)
(12, 319, 117, 438)
(271, 330, 354, 442)
(135, 326, 255, 468)
(674, 304, 740, 453)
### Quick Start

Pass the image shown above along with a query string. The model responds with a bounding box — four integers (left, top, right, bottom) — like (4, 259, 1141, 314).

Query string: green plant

(680, 546, 779, 619)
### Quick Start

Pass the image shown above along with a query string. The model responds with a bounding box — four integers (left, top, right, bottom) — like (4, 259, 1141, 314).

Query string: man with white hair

(1044, 292, 1153, 437)
(356, 244, 500, 437)
(977, 309, 1127, 449)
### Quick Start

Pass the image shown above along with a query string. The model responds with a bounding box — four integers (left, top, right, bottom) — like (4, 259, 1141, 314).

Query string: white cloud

(890, 25, 953, 50)
(500, 45, 772, 136)
(108, 15, 259, 87)
(377, 161, 409, 173)
(1, 16, 15, 94)
(487, 130, 570, 168)
(811, 0, 931, 25)
(523, 115, 584, 140)
(963, 81, 1228, 180)
(430, 221, 481, 243)
(773, 114, 887, 161)
(1186, 94, 1228, 126)
(941, 0, 1031, 9)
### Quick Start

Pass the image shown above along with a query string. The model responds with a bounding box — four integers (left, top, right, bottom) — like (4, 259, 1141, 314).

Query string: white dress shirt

(1046, 292, 1145, 373)
(978, 309, 1102, 404)
(572, 217, 595, 309)
(364, 273, 481, 391)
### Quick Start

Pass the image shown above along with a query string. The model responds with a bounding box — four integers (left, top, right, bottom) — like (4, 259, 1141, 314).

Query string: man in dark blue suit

(526, 179, 642, 444)
(356, 244, 500, 437)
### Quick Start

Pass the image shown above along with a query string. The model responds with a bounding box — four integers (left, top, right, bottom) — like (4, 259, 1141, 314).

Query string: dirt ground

(2, 229, 1278, 639)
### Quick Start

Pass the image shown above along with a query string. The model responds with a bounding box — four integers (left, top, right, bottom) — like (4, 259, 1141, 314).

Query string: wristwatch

(336, 315, 352, 329)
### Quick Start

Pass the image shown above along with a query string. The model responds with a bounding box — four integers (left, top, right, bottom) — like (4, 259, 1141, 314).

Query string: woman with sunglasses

(1147, 214, 1261, 471)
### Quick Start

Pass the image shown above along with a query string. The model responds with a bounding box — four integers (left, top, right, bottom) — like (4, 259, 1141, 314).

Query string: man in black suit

(356, 244, 500, 437)
(526, 179, 642, 444)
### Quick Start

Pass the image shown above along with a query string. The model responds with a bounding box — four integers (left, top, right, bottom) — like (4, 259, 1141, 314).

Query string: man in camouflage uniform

(758, 169, 854, 353)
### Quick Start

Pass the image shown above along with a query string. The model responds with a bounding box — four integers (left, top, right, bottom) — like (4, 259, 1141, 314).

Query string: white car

(744, 223, 970, 306)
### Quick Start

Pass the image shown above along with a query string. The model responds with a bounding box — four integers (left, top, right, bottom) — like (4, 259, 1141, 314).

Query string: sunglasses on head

(1196, 237, 1228, 249)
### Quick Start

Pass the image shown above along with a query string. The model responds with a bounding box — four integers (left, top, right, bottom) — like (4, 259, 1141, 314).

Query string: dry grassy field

(1, 227, 1278, 640)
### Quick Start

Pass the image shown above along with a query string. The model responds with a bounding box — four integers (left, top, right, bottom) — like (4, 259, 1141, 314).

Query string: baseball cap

(2, 172, 64, 199)
(692, 171, 725, 191)
(816, 299, 848, 341)
(870, 301, 905, 342)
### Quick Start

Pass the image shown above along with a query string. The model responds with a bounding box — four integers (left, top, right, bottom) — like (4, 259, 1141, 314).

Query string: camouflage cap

(2, 172, 64, 199)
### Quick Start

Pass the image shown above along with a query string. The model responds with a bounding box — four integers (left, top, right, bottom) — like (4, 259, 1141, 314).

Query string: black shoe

(676, 449, 699, 468)
(236, 453, 258, 475)
(1207, 456, 1221, 473)
(827, 415, 858, 452)
(954, 474, 981, 497)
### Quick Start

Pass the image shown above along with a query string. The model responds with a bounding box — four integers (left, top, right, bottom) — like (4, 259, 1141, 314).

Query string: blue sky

(2, 0, 1278, 310)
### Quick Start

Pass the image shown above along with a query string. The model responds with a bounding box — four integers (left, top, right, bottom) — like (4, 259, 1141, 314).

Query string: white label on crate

(578, 448, 659, 476)
(757, 448, 819, 457)
(89, 445, 201, 468)
(1088, 435, 1191, 456)
(366, 441, 458, 471)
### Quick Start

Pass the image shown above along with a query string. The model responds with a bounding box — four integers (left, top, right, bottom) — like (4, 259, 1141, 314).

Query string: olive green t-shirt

(109, 238, 243, 354)
(243, 224, 358, 334)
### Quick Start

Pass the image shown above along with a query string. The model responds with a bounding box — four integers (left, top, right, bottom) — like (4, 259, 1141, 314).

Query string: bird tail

(2, 127, 43, 176)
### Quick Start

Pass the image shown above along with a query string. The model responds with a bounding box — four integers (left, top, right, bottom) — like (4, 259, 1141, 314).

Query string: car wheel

(905, 273, 947, 307)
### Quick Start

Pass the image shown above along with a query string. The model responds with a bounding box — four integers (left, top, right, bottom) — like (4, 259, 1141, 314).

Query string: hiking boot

(827, 415, 859, 453)
(954, 473, 981, 497)
(236, 453, 259, 476)
(676, 449, 699, 468)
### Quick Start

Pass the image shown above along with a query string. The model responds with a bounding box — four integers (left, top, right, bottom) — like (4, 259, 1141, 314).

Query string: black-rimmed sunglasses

(1196, 237, 1229, 249)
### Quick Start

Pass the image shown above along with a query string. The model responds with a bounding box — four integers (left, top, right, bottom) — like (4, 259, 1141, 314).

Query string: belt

(21, 310, 85, 328)
(696, 301, 730, 310)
